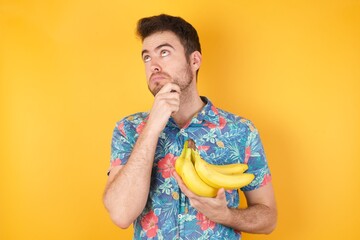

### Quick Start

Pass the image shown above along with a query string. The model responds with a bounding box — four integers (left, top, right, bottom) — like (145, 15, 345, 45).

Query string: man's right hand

(104, 83, 180, 228)
(146, 83, 181, 134)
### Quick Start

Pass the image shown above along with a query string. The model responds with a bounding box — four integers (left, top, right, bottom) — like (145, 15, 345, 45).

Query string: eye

(161, 50, 170, 57)
(143, 55, 151, 62)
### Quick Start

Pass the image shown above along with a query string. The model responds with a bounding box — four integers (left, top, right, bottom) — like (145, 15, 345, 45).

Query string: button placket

(178, 191, 186, 238)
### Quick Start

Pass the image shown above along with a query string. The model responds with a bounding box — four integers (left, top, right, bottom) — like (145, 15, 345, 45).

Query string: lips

(150, 73, 170, 83)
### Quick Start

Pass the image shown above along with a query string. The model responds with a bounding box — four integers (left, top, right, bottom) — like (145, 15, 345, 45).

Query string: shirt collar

(192, 96, 220, 125)
(166, 96, 220, 128)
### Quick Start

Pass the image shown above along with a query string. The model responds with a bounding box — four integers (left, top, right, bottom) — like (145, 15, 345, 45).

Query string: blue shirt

(109, 97, 271, 239)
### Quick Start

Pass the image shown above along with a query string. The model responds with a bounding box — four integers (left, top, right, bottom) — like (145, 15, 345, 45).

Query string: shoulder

(111, 112, 149, 140)
(216, 107, 257, 133)
(116, 112, 149, 126)
(113, 112, 149, 136)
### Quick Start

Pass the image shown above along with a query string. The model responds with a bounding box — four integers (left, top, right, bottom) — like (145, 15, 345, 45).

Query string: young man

(103, 14, 277, 239)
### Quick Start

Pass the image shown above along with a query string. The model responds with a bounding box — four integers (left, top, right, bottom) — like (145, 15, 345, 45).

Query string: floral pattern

(110, 97, 271, 239)
(140, 210, 159, 238)
(157, 153, 176, 179)
(196, 212, 216, 231)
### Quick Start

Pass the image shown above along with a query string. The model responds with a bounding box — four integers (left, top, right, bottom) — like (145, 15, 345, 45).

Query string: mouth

(150, 73, 170, 83)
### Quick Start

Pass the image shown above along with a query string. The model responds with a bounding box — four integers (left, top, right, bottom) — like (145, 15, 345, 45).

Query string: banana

(187, 140, 247, 175)
(175, 140, 188, 175)
(193, 149, 255, 190)
(175, 139, 254, 196)
(176, 145, 218, 197)
(207, 162, 248, 175)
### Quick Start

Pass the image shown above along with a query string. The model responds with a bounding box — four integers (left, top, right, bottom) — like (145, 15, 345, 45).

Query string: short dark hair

(136, 14, 201, 59)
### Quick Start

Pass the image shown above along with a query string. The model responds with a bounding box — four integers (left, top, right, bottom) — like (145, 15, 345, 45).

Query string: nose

(150, 59, 161, 73)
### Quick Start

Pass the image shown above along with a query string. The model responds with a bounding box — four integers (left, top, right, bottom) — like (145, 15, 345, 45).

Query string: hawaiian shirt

(109, 97, 271, 240)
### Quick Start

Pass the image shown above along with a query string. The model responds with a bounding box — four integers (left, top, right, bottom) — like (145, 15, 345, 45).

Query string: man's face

(141, 31, 194, 96)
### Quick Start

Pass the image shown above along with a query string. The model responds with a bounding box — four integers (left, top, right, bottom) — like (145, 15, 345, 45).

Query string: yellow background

(1, 0, 359, 239)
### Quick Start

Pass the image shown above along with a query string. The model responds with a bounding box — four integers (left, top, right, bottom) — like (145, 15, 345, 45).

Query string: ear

(190, 51, 202, 71)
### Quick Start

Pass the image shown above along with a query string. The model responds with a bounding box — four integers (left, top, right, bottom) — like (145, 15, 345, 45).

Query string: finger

(172, 171, 189, 193)
(172, 171, 198, 199)
(216, 188, 226, 200)
(157, 92, 180, 102)
(156, 94, 180, 111)
(173, 172, 188, 193)
(168, 83, 181, 94)
(157, 83, 181, 94)
(189, 198, 201, 209)
(172, 170, 182, 183)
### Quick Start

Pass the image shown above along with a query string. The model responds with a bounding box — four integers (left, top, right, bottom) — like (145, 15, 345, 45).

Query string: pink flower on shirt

(211, 105, 219, 115)
(204, 116, 226, 130)
(244, 146, 251, 164)
(140, 210, 159, 238)
(197, 145, 210, 152)
(136, 121, 146, 134)
(158, 153, 176, 179)
(218, 116, 227, 129)
(117, 122, 126, 136)
(196, 212, 215, 231)
(111, 158, 122, 167)
(261, 174, 272, 187)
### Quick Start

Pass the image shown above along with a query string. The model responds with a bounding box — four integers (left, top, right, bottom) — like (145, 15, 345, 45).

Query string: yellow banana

(187, 139, 248, 175)
(193, 149, 255, 190)
(176, 146, 218, 197)
(175, 140, 188, 174)
(207, 162, 248, 175)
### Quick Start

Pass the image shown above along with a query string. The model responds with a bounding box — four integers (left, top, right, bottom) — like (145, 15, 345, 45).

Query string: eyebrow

(141, 43, 175, 57)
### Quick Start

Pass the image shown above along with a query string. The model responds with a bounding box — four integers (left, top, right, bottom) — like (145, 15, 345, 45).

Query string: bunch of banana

(175, 140, 218, 197)
(175, 140, 255, 197)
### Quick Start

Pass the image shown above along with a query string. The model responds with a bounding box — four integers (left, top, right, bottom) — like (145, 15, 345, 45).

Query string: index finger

(158, 83, 181, 94)
(172, 170, 199, 199)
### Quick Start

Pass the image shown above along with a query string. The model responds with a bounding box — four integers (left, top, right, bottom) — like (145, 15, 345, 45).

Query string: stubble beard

(149, 63, 194, 96)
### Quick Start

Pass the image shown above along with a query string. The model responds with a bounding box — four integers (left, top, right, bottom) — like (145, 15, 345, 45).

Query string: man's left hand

(172, 170, 231, 223)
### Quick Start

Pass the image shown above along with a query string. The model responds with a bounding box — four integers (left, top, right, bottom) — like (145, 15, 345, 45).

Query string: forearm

(103, 126, 160, 228)
(104, 83, 181, 228)
(220, 204, 277, 234)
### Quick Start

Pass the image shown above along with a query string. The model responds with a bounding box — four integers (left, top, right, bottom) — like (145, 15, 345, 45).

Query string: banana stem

(187, 139, 196, 150)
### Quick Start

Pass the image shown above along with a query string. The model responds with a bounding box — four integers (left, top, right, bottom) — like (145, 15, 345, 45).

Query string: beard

(149, 63, 194, 96)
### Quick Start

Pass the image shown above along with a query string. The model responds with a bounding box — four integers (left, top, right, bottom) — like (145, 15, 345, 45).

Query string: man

(103, 14, 277, 239)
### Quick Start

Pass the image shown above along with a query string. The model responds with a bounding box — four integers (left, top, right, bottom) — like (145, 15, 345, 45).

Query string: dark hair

(136, 14, 201, 59)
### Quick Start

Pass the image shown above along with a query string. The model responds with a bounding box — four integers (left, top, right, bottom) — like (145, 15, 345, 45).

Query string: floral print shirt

(109, 97, 271, 240)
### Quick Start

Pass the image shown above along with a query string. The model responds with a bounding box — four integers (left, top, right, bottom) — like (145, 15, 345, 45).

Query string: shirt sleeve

(241, 121, 272, 191)
(107, 119, 134, 175)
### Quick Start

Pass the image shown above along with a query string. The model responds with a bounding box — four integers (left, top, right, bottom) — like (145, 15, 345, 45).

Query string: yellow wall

(1, 0, 359, 239)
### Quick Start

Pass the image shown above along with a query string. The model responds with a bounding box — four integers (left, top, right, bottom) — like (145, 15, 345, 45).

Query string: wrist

(141, 122, 163, 138)
(144, 115, 168, 136)
(216, 207, 235, 227)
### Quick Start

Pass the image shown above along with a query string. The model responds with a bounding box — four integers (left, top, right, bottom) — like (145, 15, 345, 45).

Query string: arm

(103, 83, 181, 229)
(173, 171, 277, 234)
(223, 183, 277, 234)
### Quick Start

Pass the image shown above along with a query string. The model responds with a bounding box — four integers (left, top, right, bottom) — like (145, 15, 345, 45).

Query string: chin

(149, 85, 161, 96)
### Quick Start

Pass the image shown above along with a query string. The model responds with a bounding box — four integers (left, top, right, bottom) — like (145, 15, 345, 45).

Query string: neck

(172, 84, 205, 129)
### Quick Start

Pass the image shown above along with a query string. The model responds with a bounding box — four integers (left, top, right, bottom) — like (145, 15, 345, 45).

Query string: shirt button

(178, 214, 182, 218)
(180, 129, 185, 133)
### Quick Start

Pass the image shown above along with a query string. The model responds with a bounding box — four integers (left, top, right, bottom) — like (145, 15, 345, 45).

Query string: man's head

(137, 14, 201, 62)
(137, 14, 202, 96)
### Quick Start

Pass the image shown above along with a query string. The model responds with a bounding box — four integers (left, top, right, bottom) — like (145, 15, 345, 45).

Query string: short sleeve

(108, 120, 134, 174)
(241, 122, 272, 191)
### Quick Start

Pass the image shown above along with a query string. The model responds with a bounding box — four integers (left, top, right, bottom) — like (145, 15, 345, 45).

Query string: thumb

(216, 188, 226, 200)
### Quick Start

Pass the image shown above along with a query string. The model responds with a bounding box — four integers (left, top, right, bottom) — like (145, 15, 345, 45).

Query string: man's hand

(146, 83, 181, 134)
(173, 170, 277, 234)
(172, 170, 231, 223)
